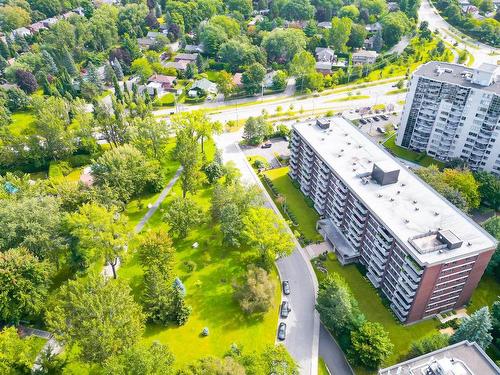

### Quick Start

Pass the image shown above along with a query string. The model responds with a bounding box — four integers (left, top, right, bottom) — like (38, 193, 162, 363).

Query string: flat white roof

(293, 117, 497, 265)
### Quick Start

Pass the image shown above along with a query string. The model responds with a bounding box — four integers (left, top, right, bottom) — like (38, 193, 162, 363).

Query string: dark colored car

(373, 116, 380, 122)
(280, 301, 291, 318)
(376, 127, 386, 134)
(282, 280, 290, 295)
(365, 118, 372, 123)
(380, 114, 389, 120)
(278, 322, 287, 341)
(261, 142, 272, 148)
(359, 119, 367, 125)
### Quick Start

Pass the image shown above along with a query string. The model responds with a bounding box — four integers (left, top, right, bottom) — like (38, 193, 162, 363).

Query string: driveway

(215, 130, 319, 375)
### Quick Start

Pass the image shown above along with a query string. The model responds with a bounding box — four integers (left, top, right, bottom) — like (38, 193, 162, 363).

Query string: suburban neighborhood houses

(0, 0, 499, 374)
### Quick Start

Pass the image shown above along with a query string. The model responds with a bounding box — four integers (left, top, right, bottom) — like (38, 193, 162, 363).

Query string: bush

(184, 260, 197, 273)
(233, 266, 275, 315)
(407, 333, 449, 359)
(67, 154, 92, 168)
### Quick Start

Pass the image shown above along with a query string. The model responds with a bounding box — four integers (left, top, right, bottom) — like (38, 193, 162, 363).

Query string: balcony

(377, 227, 393, 243)
(392, 291, 411, 311)
(367, 272, 382, 288)
(391, 303, 409, 322)
(402, 264, 422, 285)
(405, 257, 424, 275)
(353, 200, 368, 215)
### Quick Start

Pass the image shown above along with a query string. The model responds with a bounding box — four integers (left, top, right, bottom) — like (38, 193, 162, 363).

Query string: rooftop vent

(390, 198, 394, 202)
(316, 118, 330, 129)
(404, 219, 410, 223)
(397, 190, 401, 194)
(434, 212, 440, 216)
(377, 194, 383, 198)
(413, 200, 417, 204)
(437, 230, 463, 250)
(415, 207, 419, 211)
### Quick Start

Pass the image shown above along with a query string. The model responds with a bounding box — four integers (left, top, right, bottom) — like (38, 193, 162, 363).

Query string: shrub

(184, 260, 197, 273)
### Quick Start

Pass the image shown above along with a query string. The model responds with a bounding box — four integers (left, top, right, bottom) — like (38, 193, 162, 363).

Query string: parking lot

(356, 112, 402, 143)
(242, 137, 290, 168)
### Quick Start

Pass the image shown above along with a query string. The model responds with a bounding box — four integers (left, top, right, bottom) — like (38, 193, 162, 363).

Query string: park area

(383, 134, 444, 167)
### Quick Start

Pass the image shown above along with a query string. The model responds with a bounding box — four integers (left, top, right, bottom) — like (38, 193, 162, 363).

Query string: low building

(364, 36, 375, 50)
(163, 60, 190, 71)
(184, 44, 204, 53)
(29, 22, 47, 33)
(387, 1, 400, 11)
(316, 61, 333, 75)
(318, 21, 332, 29)
(11, 27, 31, 38)
(379, 340, 500, 375)
(188, 78, 217, 97)
(174, 53, 198, 62)
(42, 18, 58, 28)
(315, 47, 336, 63)
(365, 22, 382, 33)
(232, 73, 243, 88)
(137, 37, 156, 49)
(352, 50, 378, 65)
(147, 74, 176, 91)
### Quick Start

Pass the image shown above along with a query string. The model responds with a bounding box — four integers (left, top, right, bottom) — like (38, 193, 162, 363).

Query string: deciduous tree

(242, 62, 266, 95)
(163, 196, 204, 238)
(329, 17, 352, 52)
(408, 333, 449, 359)
(233, 265, 275, 314)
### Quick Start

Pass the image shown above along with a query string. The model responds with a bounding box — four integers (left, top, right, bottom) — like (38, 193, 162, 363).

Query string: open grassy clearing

(120, 180, 280, 368)
(261, 166, 322, 242)
(314, 254, 440, 370)
(382, 134, 445, 168)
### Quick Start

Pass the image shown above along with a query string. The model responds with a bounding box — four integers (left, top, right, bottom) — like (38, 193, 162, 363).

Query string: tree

(112, 58, 125, 80)
(60, 47, 77, 76)
(339, 5, 360, 20)
(216, 70, 236, 98)
(86, 62, 104, 92)
(0, 196, 65, 264)
(483, 217, 500, 281)
(289, 50, 316, 83)
(0, 5, 30, 32)
(91, 144, 162, 202)
(0, 247, 52, 324)
(348, 23, 368, 49)
(171, 284, 192, 325)
(15, 69, 38, 94)
(273, 70, 288, 91)
(186, 356, 246, 374)
(492, 299, 500, 347)
(350, 322, 393, 369)
(372, 29, 383, 52)
(66, 203, 129, 278)
(451, 307, 493, 349)
(42, 50, 58, 75)
(131, 57, 154, 83)
(242, 62, 266, 95)
(381, 11, 411, 47)
(242, 207, 294, 269)
(130, 116, 170, 161)
(137, 229, 175, 276)
(259, 344, 299, 375)
(226, 0, 253, 17)
(279, 0, 315, 20)
(163, 196, 204, 238)
(475, 171, 500, 210)
(47, 274, 145, 363)
(103, 342, 175, 375)
(316, 273, 364, 335)
(218, 41, 266, 72)
(200, 23, 228, 57)
(142, 266, 176, 325)
(329, 17, 352, 52)
(261, 28, 307, 64)
(173, 129, 203, 197)
(442, 168, 481, 209)
(408, 333, 449, 359)
(0, 327, 41, 374)
(233, 266, 275, 314)
(243, 116, 271, 145)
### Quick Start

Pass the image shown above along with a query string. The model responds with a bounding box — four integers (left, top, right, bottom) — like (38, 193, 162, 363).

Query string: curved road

(419, 0, 499, 67)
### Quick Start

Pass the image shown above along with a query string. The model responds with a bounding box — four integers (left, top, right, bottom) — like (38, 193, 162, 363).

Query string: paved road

(319, 325, 354, 375)
(215, 130, 320, 375)
(419, 0, 499, 67)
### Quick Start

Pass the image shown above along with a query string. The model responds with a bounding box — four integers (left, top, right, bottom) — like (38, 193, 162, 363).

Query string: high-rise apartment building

(289, 117, 497, 323)
(397, 61, 500, 175)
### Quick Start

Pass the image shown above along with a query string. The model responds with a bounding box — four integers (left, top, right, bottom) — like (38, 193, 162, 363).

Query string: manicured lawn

(329, 95, 370, 102)
(119, 181, 280, 369)
(315, 254, 440, 368)
(386, 88, 407, 95)
(319, 357, 330, 375)
(262, 167, 322, 242)
(383, 135, 445, 168)
(247, 155, 269, 169)
(468, 275, 500, 313)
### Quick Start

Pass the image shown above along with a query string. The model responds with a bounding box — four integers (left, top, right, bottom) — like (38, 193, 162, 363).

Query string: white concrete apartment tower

(397, 61, 500, 175)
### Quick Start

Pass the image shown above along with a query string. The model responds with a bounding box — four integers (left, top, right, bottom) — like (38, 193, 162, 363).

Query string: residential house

(263, 71, 277, 88)
(365, 22, 382, 33)
(174, 53, 198, 62)
(188, 78, 217, 98)
(315, 47, 336, 63)
(163, 60, 190, 71)
(61, 11, 76, 19)
(11, 27, 31, 38)
(147, 31, 162, 39)
(148, 74, 176, 91)
(184, 44, 204, 53)
(315, 61, 333, 75)
(42, 18, 58, 28)
(29, 22, 47, 33)
(232, 73, 243, 88)
(352, 50, 378, 64)
(387, 2, 400, 11)
(364, 35, 375, 50)
(247, 15, 263, 27)
(146, 82, 164, 96)
(318, 21, 332, 29)
(137, 37, 156, 49)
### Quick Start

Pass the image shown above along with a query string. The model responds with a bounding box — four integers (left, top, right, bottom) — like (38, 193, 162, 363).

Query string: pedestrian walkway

(304, 242, 333, 259)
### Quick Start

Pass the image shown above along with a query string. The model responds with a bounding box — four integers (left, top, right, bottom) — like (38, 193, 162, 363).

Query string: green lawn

(329, 95, 370, 102)
(262, 167, 322, 242)
(318, 357, 330, 375)
(315, 254, 440, 369)
(386, 88, 407, 95)
(383, 135, 445, 168)
(119, 180, 280, 368)
(468, 275, 500, 313)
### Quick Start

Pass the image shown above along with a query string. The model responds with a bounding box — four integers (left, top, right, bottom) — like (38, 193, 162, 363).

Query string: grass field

(468, 275, 500, 313)
(329, 95, 370, 102)
(119, 180, 280, 368)
(315, 254, 440, 369)
(319, 357, 330, 375)
(262, 167, 322, 242)
(383, 135, 445, 168)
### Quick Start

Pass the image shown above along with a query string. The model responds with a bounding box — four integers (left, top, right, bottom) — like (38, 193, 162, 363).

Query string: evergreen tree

(59, 68, 74, 96)
(61, 47, 77, 76)
(185, 62, 197, 79)
(86, 62, 103, 92)
(112, 58, 124, 80)
(142, 266, 174, 325)
(373, 30, 383, 52)
(196, 54, 204, 73)
(170, 286, 191, 326)
(0, 39, 10, 59)
(15, 34, 28, 53)
(38, 71, 52, 96)
(112, 74, 123, 102)
(451, 307, 493, 349)
(42, 50, 58, 75)
(0, 56, 7, 76)
(104, 63, 115, 85)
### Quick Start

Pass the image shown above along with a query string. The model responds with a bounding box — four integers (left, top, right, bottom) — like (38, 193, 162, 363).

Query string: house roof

(148, 74, 176, 85)
(315, 61, 332, 70)
(174, 53, 198, 61)
(318, 21, 332, 29)
(184, 44, 204, 53)
(352, 50, 378, 58)
(191, 78, 217, 92)
(163, 60, 190, 70)
(232, 73, 243, 86)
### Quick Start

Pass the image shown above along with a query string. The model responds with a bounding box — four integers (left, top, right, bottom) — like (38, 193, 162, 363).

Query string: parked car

(376, 127, 386, 134)
(278, 322, 286, 341)
(393, 124, 399, 130)
(280, 301, 291, 318)
(261, 142, 272, 148)
(380, 114, 389, 120)
(365, 118, 372, 123)
(373, 116, 380, 122)
(282, 280, 290, 295)
(359, 119, 367, 125)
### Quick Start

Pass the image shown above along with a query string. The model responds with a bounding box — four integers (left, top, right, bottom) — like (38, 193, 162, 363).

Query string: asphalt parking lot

(357, 112, 402, 142)
(242, 138, 290, 168)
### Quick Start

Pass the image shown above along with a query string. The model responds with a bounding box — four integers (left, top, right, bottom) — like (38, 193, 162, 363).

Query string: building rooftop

(414, 61, 500, 93)
(379, 340, 500, 375)
(293, 117, 497, 266)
